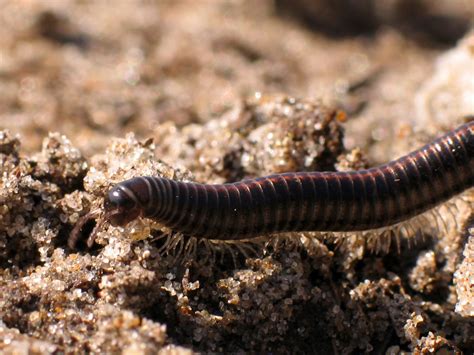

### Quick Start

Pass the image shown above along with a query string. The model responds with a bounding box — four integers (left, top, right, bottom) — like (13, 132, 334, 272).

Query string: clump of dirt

(454, 229, 474, 317)
(153, 95, 350, 182)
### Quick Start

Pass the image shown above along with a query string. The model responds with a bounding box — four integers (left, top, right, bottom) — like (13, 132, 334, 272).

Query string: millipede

(69, 121, 474, 250)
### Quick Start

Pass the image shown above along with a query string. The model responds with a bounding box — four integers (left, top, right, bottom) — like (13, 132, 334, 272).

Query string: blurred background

(0, 0, 472, 158)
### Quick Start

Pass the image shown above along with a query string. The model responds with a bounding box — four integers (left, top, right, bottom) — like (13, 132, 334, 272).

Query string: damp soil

(0, 1, 473, 353)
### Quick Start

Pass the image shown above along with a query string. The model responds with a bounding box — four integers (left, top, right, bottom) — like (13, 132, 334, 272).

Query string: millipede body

(76, 121, 474, 243)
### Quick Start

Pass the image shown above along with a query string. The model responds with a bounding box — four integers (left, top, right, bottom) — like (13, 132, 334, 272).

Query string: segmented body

(109, 121, 474, 240)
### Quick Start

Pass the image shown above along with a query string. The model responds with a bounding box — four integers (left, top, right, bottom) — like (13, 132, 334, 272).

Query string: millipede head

(68, 184, 143, 249)
(103, 185, 142, 227)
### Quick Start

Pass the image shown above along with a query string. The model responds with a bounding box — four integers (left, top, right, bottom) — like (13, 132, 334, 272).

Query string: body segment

(103, 121, 474, 240)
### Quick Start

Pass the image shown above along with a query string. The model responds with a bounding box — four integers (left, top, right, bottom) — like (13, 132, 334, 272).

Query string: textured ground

(0, 1, 473, 353)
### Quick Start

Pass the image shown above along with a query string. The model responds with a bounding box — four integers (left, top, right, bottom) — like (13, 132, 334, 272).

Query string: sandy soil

(0, 1, 473, 353)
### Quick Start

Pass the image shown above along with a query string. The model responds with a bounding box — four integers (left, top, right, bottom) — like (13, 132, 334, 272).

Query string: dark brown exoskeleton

(69, 121, 474, 248)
